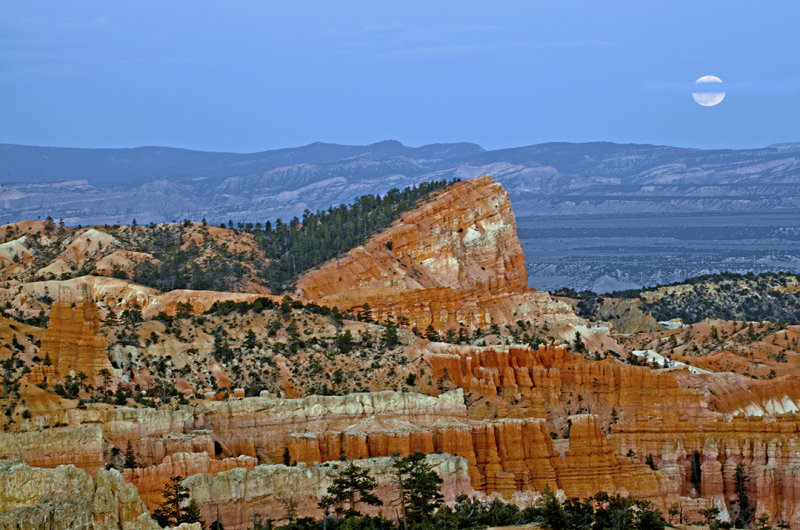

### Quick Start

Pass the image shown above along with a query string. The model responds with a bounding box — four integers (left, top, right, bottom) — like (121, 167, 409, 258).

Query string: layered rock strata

(0, 424, 104, 474)
(296, 176, 582, 333)
(612, 416, 800, 527)
(183, 454, 474, 530)
(425, 343, 709, 419)
(124, 452, 257, 507)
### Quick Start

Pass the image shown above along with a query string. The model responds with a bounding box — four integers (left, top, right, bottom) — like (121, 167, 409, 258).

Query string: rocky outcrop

(470, 418, 556, 495)
(0, 274, 269, 323)
(700, 374, 800, 417)
(296, 176, 582, 333)
(0, 457, 158, 529)
(100, 389, 679, 510)
(39, 299, 112, 386)
(555, 415, 667, 500)
(133, 431, 216, 467)
(184, 454, 474, 530)
(0, 425, 104, 474)
(102, 408, 193, 454)
(124, 452, 257, 507)
(426, 343, 709, 420)
(611, 416, 800, 526)
(188, 389, 468, 465)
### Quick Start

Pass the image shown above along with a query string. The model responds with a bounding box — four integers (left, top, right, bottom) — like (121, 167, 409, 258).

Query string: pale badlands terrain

(1, 177, 799, 528)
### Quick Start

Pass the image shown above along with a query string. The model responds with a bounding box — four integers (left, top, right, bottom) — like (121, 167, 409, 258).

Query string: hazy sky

(2, 1, 798, 152)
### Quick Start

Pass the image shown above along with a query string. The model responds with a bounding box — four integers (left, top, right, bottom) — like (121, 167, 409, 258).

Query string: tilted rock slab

(296, 176, 582, 334)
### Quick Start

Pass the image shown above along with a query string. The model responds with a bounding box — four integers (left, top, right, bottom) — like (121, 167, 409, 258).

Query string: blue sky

(1, 1, 798, 151)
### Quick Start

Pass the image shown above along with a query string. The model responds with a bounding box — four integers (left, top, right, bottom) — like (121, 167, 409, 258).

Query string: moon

(692, 75, 725, 106)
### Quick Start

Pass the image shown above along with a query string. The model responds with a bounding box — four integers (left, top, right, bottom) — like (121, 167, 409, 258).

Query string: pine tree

(573, 332, 587, 353)
(152, 475, 204, 527)
(392, 452, 443, 526)
(319, 462, 382, 518)
(424, 324, 440, 342)
(734, 462, 754, 527)
(105, 310, 118, 326)
(357, 303, 373, 322)
(699, 506, 721, 527)
(181, 499, 205, 527)
(175, 300, 194, 319)
(535, 485, 567, 529)
(244, 329, 258, 350)
(755, 513, 773, 530)
(381, 322, 399, 348)
(336, 330, 353, 354)
(667, 503, 682, 525)
(124, 440, 137, 469)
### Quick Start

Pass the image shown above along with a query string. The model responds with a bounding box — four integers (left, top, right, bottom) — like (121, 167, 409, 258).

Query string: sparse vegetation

(557, 272, 800, 325)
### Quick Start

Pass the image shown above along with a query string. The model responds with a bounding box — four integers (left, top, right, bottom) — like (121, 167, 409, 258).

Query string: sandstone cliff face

(425, 343, 709, 421)
(0, 425, 104, 475)
(124, 452, 257, 507)
(102, 408, 193, 455)
(183, 454, 474, 530)
(0, 457, 158, 530)
(612, 416, 800, 526)
(98, 388, 681, 519)
(296, 176, 581, 334)
(700, 374, 800, 417)
(188, 389, 468, 465)
(39, 299, 112, 386)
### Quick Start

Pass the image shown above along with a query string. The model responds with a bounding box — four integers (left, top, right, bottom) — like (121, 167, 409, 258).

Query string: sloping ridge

(296, 175, 579, 332)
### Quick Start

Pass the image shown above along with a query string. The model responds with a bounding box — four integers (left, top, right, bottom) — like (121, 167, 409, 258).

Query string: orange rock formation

(40, 298, 112, 385)
(296, 176, 581, 333)
(425, 343, 710, 420)
(124, 452, 257, 507)
(0, 425, 105, 475)
(612, 416, 800, 526)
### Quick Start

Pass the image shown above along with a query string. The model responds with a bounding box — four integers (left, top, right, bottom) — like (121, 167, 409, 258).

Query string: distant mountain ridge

(0, 140, 485, 185)
(3, 139, 800, 292)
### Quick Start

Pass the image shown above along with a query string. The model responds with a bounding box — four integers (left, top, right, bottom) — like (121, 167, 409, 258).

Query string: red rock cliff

(296, 176, 580, 332)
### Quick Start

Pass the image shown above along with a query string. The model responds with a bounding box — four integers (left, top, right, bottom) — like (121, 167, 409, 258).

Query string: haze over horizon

(2, 1, 799, 153)
(3, 137, 800, 154)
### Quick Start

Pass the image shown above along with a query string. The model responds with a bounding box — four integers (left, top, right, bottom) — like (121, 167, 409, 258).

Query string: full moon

(692, 75, 725, 106)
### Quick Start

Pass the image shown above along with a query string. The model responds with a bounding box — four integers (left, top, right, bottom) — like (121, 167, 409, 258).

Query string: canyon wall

(0, 425, 104, 474)
(612, 416, 800, 527)
(124, 452, 257, 507)
(425, 343, 710, 420)
(182, 454, 475, 530)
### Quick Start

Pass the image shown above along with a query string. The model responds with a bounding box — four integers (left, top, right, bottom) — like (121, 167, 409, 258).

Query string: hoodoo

(39, 298, 113, 386)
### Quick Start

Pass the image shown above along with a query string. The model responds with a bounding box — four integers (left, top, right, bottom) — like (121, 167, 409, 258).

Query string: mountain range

(3, 140, 800, 226)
